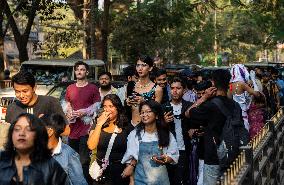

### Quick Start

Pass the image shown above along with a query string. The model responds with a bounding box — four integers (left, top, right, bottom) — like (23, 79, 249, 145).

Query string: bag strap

(104, 126, 119, 161)
(211, 98, 232, 118)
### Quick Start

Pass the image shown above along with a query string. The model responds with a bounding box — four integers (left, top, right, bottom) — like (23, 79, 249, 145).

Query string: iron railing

(218, 108, 284, 185)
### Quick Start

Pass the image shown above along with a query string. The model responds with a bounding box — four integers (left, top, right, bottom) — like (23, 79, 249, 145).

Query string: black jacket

(162, 99, 192, 154)
(0, 152, 69, 185)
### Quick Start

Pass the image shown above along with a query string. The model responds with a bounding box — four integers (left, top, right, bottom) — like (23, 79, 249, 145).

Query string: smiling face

(75, 64, 88, 80)
(136, 60, 152, 78)
(14, 83, 37, 106)
(103, 99, 118, 122)
(12, 116, 36, 153)
(156, 74, 167, 88)
(140, 105, 156, 125)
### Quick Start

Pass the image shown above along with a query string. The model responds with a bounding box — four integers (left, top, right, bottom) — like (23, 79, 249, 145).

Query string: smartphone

(164, 105, 173, 114)
(155, 156, 164, 160)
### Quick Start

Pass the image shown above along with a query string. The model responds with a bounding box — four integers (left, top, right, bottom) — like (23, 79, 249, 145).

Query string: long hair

(136, 100, 170, 147)
(4, 113, 51, 162)
(100, 94, 128, 128)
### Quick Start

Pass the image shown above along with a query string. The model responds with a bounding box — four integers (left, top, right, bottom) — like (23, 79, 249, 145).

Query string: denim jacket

(53, 139, 88, 185)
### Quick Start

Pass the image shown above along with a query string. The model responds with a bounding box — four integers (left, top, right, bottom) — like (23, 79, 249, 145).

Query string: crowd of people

(0, 56, 283, 185)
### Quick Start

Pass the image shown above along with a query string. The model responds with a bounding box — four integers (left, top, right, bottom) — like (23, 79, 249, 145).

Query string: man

(163, 77, 192, 185)
(98, 71, 118, 100)
(65, 61, 100, 182)
(185, 69, 236, 185)
(155, 69, 171, 104)
(5, 71, 65, 123)
(42, 114, 88, 185)
(180, 69, 197, 103)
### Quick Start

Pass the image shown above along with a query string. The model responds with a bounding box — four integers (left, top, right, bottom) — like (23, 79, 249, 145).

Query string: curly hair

(99, 94, 128, 128)
(136, 100, 170, 147)
(4, 113, 51, 162)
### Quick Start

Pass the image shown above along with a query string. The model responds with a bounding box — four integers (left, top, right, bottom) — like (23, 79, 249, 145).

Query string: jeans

(203, 164, 220, 185)
(167, 151, 189, 185)
(69, 135, 91, 184)
(197, 160, 204, 185)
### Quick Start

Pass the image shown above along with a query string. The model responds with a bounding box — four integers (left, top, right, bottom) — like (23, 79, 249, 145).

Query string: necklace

(137, 80, 151, 88)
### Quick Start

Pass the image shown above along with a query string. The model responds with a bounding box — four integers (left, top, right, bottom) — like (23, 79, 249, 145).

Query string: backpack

(211, 98, 249, 169)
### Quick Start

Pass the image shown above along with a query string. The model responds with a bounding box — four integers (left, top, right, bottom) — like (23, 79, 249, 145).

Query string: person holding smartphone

(125, 55, 163, 128)
(163, 77, 192, 185)
(121, 100, 179, 185)
(87, 94, 130, 185)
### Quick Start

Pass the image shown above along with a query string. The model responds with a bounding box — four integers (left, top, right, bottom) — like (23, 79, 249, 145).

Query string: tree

(1, 0, 67, 63)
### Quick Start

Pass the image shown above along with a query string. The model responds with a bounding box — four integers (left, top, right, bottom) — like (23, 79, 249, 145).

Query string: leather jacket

(0, 151, 70, 185)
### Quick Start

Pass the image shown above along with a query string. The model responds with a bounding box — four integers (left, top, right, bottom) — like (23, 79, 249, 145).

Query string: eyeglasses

(140, 110, 153, 116)
(136, 63, 148, 68)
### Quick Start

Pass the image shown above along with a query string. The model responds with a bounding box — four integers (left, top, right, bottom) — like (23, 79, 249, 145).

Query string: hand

(203, 87, 217, 100)
(72, 110, 85, 118)
(164, 112, 174, 123)
(126, 97, 137, 106)
(133, 95, 144, 105)
(96, 111, 110, 127)
(188, 129, 198, 138)
(152, 154, 170, 164)
(121, 165, 134, 178)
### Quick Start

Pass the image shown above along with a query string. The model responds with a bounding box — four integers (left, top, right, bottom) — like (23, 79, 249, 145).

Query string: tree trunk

(0, 35, 4, 72)
(90, 0, 98, 59)
(101, 0, 110, 69)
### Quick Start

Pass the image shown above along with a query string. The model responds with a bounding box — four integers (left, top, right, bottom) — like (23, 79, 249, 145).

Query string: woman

(126, 55, 163, 127)
(121, 100, 179, 185)
(230, 64, 260, 130)
(87, 94, 129, 185)
(0, 113, 69, 185)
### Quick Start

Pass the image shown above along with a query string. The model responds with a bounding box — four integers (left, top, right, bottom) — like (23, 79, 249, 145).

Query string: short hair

(155, 69, 167, 78)
(194, 80, 212, 91)
(99, 71, 112, 79)
(4, 113, 51, 162)
(12, 71, 36, 88)
(40, 114, 66, 138)
(138, 54, 154, 67)
(74, 61, 89, 71)
(171, 77, 186, 89)
(211, 69, 231, 91)
(123, 65, 137, 77)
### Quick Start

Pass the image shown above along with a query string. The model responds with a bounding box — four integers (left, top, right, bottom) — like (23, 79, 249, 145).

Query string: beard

(100, 84, 111, 90)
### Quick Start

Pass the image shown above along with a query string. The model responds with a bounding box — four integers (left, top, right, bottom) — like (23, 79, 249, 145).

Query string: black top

(5, 95, 65, 124)
(189, 96, 235, 165)
(96, 129, 128, 164)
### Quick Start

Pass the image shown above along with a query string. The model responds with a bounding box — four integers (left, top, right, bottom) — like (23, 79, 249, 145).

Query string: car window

(48, 86, 66, 102)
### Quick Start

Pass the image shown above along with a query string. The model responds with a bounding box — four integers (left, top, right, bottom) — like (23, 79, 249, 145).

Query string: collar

(52, 138, 62, 156)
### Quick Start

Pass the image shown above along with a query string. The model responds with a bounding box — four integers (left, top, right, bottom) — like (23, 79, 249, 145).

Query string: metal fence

(218, 108, 284, 185)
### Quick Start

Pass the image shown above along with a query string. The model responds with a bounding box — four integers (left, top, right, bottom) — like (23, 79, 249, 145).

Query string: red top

(65, 83, 100, 139)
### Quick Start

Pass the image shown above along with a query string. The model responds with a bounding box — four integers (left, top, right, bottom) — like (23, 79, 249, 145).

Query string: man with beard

(98, 72, 119, 100)
(65, 61, 100, 183)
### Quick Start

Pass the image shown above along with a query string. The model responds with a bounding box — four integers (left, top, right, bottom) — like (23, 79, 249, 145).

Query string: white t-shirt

(171, 102, 185, 151)
(121, 130, 179, 164)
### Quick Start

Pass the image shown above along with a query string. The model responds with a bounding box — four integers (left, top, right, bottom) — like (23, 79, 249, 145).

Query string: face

(12, 116, 36, 152)
(156, 74, 167, 88)
(196, 90, 205, 99)
(75, 64, 88, 80)
(197, 76, 203, 83)
(140, 105, 156, 125)
(136, 60, 152, 78)
(14, 83, 37, 105)
(99, 74, 111, 87)
(170, 82, 184, 101)
(103, 99, 118, 122)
